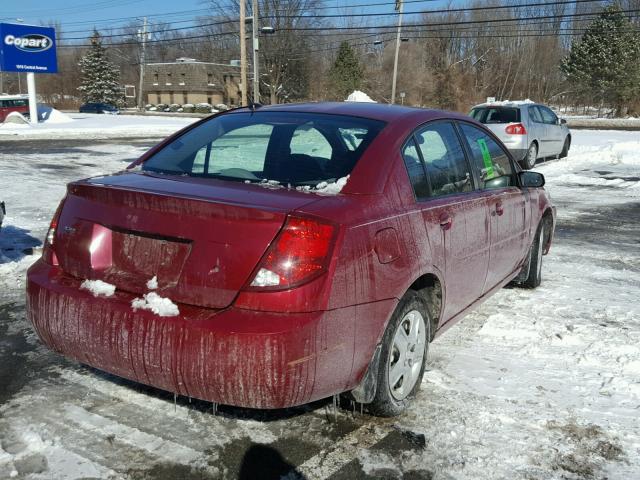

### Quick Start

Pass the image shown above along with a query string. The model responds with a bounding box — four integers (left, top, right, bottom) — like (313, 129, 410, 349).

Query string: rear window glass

(470, 107, 520, 124)
(142, 112, 385, 187)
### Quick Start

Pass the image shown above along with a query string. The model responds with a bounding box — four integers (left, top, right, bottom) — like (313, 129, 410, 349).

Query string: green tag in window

(477, 139, 495, 179)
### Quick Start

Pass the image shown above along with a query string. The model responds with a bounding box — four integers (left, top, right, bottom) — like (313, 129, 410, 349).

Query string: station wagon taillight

(247, 216, 336, 290)
(505, 123, 527, 135)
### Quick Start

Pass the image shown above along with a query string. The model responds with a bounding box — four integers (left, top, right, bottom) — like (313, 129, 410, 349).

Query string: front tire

(560, 136, 570, 158)
(522, 224, 545, 289)
(522, 142, 538, 170)
(368, 292, 430, 417)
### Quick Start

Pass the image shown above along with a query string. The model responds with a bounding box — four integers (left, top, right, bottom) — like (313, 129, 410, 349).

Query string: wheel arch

(541, 207, 554, 253)
(407, 272, 443, 339)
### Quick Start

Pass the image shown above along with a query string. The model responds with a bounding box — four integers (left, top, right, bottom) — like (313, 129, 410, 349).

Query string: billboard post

(27, 72, 37, 122)
(0, 23, 58, 124)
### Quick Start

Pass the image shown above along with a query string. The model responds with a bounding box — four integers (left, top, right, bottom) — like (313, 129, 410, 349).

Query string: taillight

(246, 216, 336, 290)
(43, 200, 65, 265)
(505, 123, 527, 135)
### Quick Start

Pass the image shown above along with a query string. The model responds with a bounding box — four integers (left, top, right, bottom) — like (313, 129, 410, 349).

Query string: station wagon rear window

(469, 107, 521, 124)
(142, 112, 385, 188)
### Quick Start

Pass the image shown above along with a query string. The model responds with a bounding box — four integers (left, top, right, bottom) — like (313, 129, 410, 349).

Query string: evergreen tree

(328, 42, 364, 100)
(561, 5, 640, 115)
(78, 31, 124, 106)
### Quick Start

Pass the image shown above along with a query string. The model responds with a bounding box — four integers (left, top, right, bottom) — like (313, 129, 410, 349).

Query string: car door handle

(439, 213, 453, 230)
(494, 202, 504, 216)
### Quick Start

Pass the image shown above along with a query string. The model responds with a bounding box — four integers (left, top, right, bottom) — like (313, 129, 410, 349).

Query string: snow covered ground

(0, 113, 196, 140)
(0, 130, 638, 479)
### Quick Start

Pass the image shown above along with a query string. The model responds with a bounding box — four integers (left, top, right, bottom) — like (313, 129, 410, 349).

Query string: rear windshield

(469, 107, 520, 124)
(142, 111, 385, 187)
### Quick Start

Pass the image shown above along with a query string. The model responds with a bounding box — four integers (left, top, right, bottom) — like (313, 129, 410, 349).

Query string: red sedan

(26, 103, 555, 416)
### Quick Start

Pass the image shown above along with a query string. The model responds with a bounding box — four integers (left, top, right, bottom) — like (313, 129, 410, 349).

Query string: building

(144, 58, 241, 106)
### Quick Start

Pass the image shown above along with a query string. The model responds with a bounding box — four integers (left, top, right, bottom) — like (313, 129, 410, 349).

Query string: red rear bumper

(26, 259, 358, 409)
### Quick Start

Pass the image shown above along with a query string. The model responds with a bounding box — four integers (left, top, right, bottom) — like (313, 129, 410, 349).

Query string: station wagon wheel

(560, 136, 570, 158)
(368, 292, 431, 416)
(523, 142, 538, 170)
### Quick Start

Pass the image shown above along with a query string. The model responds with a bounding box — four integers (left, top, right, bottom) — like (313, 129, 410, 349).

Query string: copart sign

(0, 23, 57, 73)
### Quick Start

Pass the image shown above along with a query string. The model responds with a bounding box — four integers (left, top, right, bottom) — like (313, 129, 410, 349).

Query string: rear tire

(560, 136, 570, 158)
(367, 292, 430, 417)
(522, 224, 545, 289)
(522, 142, 538, 170)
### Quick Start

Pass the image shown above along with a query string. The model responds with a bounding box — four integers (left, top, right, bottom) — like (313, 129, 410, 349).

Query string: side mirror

(560, 118, 567, 125)
(519, 171, 545, 188)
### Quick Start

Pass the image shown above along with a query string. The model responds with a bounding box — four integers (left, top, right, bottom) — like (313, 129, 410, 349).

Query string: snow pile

(131, 292, 179, 317)
(345, 90, 376, 103)
(314, 175, 350, 194)
(146, 276, 158, 290)
(38, 105, 74, 124)
(3, 112, 29, 125)
(80, 279, 116, 297)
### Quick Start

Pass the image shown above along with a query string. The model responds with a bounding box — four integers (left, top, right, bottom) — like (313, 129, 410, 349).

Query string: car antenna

(248, 101, 262, 113)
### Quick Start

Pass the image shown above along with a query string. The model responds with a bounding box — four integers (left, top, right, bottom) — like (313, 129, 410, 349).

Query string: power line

(55, 6, 640, 48)
(277, 8, 640, 31)
(0, 0, 148, 20)
(55, 0, 632, 43)
(38, 0, 442, 33)
(54, 0, 607, 39)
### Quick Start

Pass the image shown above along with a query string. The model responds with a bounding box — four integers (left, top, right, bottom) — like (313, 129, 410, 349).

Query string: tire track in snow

(63, 404, 204, 465)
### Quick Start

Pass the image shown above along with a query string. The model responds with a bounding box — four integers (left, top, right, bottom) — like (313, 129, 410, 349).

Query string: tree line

(2, 0, 639, 116)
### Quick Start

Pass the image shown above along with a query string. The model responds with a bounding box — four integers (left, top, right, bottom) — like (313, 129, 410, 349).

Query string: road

(0, 133, 638, 479)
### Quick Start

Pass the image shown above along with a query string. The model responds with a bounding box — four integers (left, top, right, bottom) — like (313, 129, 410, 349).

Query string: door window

(528, 106, 543, 123)
(414, 122, 473, 197)
(538, 106, 558, 125)
(460, 123, 515, 190)
(402, 138, 430, 199)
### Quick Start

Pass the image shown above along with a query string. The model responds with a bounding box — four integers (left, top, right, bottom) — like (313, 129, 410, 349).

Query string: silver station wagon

(469, 101, 571, 169)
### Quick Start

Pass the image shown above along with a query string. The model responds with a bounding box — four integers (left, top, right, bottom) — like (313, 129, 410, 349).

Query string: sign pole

(27, 72, 37, 124)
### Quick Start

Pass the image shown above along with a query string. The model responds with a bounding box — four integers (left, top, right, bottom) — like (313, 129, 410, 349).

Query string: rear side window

(528, 106, 543, 123)
(402, 139, 430, 199)
(470, 107, 520, 124)
(414, 122, 473, 197)
(539, 106, 558, 125)
(460, 123, 515, 190)
(143, 112, 385, 188)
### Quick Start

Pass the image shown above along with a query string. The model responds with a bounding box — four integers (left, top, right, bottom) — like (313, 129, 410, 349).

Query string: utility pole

(240, 0, 247, 106)
(137, 17, 148, 111)
(252, 0, 259, 103)
(391, 0, 403, 104)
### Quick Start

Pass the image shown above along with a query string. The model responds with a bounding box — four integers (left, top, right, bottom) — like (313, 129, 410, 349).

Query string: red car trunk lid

(54, 172, 320, 309)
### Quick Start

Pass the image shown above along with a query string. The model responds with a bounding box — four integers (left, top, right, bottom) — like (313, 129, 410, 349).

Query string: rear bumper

(26, 259, 358, 409)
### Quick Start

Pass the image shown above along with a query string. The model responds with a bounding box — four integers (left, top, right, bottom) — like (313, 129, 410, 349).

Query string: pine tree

(78, 31, 124, 106)
(561, 5, 640, 115)
(328, 42, 364, 100)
